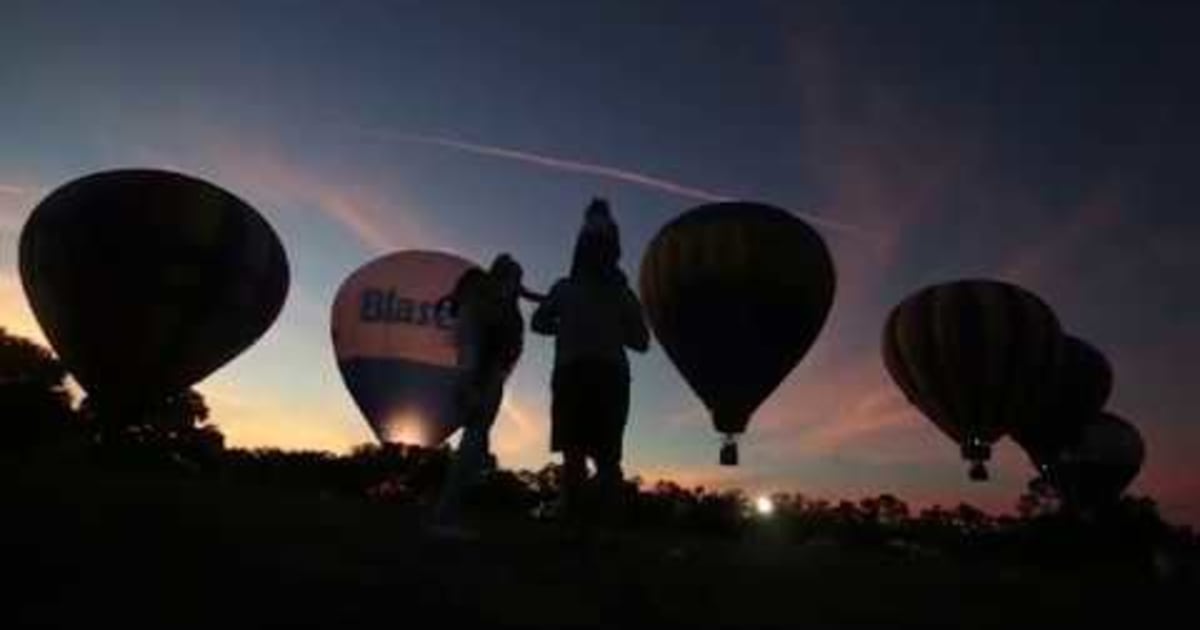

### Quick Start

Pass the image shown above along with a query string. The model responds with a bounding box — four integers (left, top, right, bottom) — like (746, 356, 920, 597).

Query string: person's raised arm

(622, 287, 650, 353)
(519, 286, 547, 303)
(530, 281, 563, 336)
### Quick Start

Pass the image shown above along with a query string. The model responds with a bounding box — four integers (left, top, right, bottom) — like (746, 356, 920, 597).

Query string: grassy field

(4, 463, 1192, 628)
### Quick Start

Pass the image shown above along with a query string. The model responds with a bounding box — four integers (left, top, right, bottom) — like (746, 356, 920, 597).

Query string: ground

(3, 464, 1191, 628)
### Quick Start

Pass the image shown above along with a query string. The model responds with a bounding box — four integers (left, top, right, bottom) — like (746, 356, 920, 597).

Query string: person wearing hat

(532, 199, 650, 530)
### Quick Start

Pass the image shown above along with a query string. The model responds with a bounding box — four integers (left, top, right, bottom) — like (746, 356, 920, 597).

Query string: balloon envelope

(331, 250, 477, 447)
(19, 169, 289, 404)
(883, 279, 1062, 480)
(1056, 411, 1145, 508)
(640, 202, 836, 453)
(1011, 334, 1113, 470)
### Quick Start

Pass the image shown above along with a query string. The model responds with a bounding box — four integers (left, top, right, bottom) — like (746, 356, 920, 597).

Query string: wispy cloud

(309, 193, 398, 254)
(197, 144, 428, 254)
(130, 128, 442, 257)
(1000, 182, 1127, 297)
(798, 386, 915, 454)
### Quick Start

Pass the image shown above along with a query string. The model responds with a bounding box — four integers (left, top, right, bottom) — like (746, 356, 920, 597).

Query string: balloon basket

(968, 462, 989, 482)
(719, 441, 739, 466)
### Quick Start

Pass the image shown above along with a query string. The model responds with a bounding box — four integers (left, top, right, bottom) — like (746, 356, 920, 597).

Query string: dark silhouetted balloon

(19, 169, 289, 406)
(1055, 411, 1145, 508)
(331, 250, 478, 447)
(1011, 334, 1113, 472)
(883, 279, 1062, 481)
(640, 202, 836, 465)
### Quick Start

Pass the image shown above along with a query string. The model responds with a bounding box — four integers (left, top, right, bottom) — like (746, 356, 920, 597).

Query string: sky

(1, 0, 1197, 523)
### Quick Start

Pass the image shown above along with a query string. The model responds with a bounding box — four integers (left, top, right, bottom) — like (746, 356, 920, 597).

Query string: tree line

(2, 326, 1195, 581)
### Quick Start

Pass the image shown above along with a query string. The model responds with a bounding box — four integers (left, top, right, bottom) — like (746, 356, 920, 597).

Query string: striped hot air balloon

(331, 250, 478, 447)
(882, 279, 1063, 481)
(640, 201, 836, 465)
(1054, 411, 1145, 509)
(1010, 334, 1114, 474)
(19, 169, 289, 410)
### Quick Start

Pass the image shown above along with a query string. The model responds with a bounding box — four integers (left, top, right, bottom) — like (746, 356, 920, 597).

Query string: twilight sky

(2, 1, 1197, 523)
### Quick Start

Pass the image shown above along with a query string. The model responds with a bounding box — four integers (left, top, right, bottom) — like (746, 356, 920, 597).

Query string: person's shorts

(550, 360, 629, 462)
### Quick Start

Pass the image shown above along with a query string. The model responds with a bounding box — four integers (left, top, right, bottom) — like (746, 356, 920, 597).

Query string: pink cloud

(130, 128, 445, 256)
(1000, 182, 1128, 294)
(748, 353, 951, 471)
(786, 27, 992, 267)
(798, 386, 915, 453)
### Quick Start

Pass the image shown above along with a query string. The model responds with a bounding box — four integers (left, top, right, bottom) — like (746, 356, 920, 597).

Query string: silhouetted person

(432, 254, 526, 536)
(531, 199, 649, 530)
(571, 197, 622, 283)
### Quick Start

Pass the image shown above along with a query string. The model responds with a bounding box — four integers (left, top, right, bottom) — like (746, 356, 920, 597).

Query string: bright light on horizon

(384, 412, 429, 447)
(755, 495, 775, 517)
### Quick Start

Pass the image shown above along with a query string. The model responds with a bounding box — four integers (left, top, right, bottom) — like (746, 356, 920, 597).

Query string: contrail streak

(350, 129, 875, 237)
(401, 133, 731, 203)
(0, 184, 28, 196)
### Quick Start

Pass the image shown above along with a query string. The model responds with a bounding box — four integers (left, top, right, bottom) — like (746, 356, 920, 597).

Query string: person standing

(431, 253, 526, 536)
(531, 198, 650, 528)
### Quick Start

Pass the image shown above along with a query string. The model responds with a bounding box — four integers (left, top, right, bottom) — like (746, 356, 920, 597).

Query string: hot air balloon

(1010, 334, 1113, 474)
(1055, 411, 1145, 509)
(882, 279, 1062, 481)
(331, 250, 479, 447)
(640, 202, 836, 465)
(19, 169, 289, 416)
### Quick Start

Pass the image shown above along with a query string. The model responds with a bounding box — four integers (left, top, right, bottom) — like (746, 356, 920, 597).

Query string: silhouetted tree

(0, 328, 74, 454)
(80, 388, 223, 471)
(1017, 476, 1062, 519)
